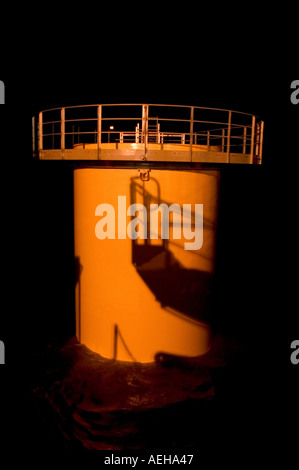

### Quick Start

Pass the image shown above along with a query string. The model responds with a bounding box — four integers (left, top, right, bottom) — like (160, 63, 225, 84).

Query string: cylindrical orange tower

(35, 104, 263, 363)
(74, 167, 219, 362)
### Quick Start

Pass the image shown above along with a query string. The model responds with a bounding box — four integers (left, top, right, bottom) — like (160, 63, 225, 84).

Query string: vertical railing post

(142, 104, 149, 159)
(255, 122, 259, 157)
(258, 121, 264, 164)
(61, 107, 65, 155)
(190, 106, 194, 162)
(97, 105, 102, 159)
(38, 111, 43, 153)
(250, 115, 256, 164)
(227, 110, 232, 163)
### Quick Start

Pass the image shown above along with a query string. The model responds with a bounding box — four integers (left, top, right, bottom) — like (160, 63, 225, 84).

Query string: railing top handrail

(38, 103, 262, 121)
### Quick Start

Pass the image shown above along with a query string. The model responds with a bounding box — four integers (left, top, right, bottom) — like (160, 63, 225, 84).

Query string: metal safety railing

(32, 103, 264, 163)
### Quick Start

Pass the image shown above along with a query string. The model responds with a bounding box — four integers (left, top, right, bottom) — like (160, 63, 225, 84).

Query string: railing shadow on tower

(129, 176, 215, 324)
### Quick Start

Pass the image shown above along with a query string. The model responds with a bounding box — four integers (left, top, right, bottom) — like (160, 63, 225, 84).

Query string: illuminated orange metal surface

(74, 168, 219, 363)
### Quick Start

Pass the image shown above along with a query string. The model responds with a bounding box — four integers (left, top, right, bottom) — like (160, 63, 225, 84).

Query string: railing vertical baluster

(258, 121, 264, 164)
(227, 110, 232, 163)
(157, 123, 161, 144)
(250, 115, 256, 164)
(142, 104, 149, 159)
(61, 107, 65, 154)
(190, 107, 194, 162)
(38, 111, 43, 152)
(255, 122, 260, 156)
(97, 105, 102, 159)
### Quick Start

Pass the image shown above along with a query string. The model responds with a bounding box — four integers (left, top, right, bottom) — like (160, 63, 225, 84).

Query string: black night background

(0, 10, 298, 464)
